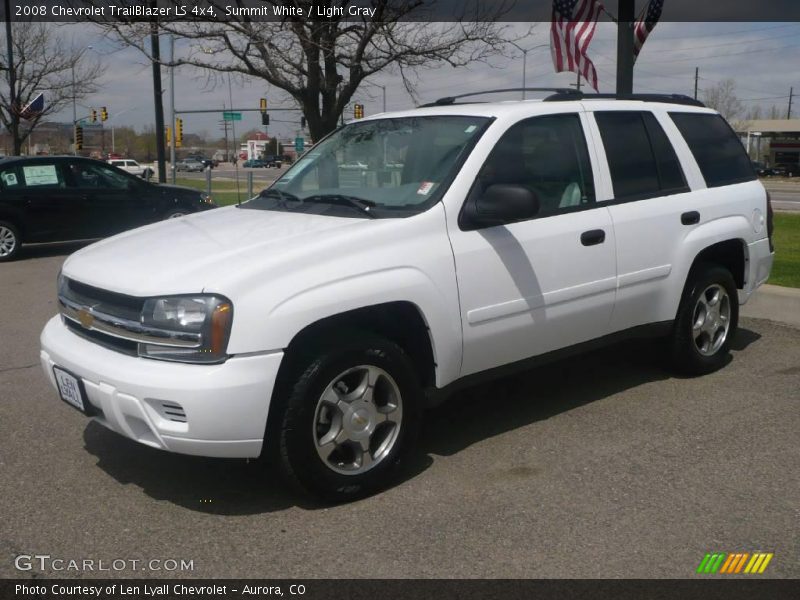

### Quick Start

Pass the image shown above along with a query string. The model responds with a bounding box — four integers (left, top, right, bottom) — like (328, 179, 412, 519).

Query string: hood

(154, 183, 202, 196)
(62, 206, 377, 296)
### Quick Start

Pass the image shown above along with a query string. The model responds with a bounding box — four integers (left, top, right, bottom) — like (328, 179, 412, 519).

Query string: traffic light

(300, 116, 306, 128)
(176, 118, 183, 143)
(100, 107, 108, 122)
(259, 98, 267, 113)
(261, 112, 270, 126)
(166, 127, 171, 144)
(354, 103, 364, 119)
(90, 109, 97, 123)
(75, 125, 83, 150)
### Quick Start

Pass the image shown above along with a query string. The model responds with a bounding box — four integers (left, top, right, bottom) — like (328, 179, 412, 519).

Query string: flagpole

(616, 0, 635, 94)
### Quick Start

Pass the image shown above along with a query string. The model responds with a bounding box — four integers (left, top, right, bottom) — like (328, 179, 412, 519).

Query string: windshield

(241, 115, 490, 218)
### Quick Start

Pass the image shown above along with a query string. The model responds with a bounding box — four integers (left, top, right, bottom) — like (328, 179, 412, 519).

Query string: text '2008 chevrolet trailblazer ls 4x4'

(41, 91, 774, 501)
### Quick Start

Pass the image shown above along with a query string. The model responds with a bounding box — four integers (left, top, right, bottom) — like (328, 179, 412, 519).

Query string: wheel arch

(688, 238, 748, 290)
(261, 301, 437, 458)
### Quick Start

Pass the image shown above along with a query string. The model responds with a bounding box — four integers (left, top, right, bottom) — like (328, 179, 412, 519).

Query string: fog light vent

(158, 401, 187, 423)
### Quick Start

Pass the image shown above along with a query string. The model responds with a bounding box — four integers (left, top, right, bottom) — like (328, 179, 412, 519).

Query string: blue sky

(52, 21, 800, 140)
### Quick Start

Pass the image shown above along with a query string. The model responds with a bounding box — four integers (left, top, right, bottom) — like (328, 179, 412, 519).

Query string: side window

(68, 162, 131, 190)
(670, 112, 756, 187)
(16, 163, 66, 189)
(475, 113, 595, 218)
(595, 111, 687, 201)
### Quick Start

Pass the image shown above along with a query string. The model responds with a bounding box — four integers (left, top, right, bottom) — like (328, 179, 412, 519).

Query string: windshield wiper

(238, 188, 301, 210)
(303, 194, 377, 218)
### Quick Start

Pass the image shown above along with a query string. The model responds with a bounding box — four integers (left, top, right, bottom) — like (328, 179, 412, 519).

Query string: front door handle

(681, 211, 700, 225)
(581, 229, 606, 246)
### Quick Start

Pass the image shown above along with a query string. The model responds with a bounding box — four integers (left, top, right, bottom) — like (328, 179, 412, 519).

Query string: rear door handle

(580, 229, 606, 246)
(681, 211, 700, 225)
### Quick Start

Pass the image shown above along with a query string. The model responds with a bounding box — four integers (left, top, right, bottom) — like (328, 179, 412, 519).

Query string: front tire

(276, 332, 422, 502)
(0, 221, 21, 262)
(670, 263, 739, 375)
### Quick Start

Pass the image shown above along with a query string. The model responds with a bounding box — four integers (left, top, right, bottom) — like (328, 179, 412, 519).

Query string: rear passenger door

(588, 109, 696, 332)
(65, 161, 153, 238)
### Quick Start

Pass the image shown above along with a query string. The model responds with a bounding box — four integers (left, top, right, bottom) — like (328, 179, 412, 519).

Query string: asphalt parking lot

(1, 245, 798, 579)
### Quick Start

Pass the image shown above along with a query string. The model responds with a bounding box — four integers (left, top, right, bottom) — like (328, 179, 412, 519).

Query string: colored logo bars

(697, 552, 774, 574)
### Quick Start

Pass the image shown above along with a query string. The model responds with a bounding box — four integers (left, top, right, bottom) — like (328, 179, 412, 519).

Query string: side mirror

(462, 184, 539, 229)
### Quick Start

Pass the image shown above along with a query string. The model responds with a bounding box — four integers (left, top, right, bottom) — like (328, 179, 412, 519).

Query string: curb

(741, 284, 800, 328)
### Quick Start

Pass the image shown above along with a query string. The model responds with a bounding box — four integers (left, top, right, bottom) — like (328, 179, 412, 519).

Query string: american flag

(551, 0, 604, 92)
(634, 0, 664, 62)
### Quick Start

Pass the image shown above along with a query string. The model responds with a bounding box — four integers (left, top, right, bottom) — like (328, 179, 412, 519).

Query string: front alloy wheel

(313, 365, 403, 475)
(0, 222, 20, 261)
(275, 332, 422, 502)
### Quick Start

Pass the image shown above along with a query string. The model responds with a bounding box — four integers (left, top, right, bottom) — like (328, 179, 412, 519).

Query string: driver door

(447, 112, 618, 377)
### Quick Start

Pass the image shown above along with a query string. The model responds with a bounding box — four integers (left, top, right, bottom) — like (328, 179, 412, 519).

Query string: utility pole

(576, 71, 582, 92)
(694, 67, 699, 100)
(4, 0, 19, 154)
(615, 0, 635, 95)
(788, 87, 794, 119)
(169, 35, 176, 183)
(381, 85, 386, 112)
(150, 13, 167, 183)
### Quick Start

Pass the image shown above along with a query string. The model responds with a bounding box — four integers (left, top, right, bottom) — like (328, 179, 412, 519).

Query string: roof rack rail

(543, 92, 705, 107)
(421, 88, 577, 107)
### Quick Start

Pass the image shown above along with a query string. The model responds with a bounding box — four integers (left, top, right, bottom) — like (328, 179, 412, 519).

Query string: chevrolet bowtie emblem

(78, 309, 94, 329)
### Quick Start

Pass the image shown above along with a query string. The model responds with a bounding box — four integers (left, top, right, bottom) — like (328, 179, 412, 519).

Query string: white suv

(41, 92, 774, 501)
(107, 158, 153, 179)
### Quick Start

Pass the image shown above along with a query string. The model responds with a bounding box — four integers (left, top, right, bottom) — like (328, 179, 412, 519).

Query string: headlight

(139, 295, 233, 363)
(200, 192, 214, 205)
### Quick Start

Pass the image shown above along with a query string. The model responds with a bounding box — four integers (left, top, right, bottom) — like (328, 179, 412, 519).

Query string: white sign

(23, 164, 59, 186)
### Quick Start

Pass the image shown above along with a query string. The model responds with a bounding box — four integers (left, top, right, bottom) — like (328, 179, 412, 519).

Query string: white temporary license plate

(53, 366, 87, 413)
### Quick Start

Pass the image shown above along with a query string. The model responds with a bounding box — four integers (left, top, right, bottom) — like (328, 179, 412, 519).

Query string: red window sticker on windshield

(417, 181, 434, 195)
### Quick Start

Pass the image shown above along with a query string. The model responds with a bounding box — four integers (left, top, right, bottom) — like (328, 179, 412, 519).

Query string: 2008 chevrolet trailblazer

(40, 91, 774, 501)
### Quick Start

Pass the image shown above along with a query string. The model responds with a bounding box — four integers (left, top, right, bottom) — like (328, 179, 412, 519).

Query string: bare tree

(0, 23, 104, 155)
(91, 0, 522, 141)
(702, 79, 743, 122)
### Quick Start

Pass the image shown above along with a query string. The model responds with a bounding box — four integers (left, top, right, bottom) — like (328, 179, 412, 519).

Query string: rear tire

(670, 263, 739, 375)
(275, 331, 422, 502)
(0, 221, 21, 262)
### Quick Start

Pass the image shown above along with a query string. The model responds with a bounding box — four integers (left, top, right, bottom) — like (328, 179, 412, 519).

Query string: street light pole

(169, 35, 176, 184)
(522, 50, 527, 99)
(509, 42, 549, 99)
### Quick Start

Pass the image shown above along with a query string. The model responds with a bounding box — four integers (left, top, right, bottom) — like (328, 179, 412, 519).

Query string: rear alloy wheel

(671, 264, 739, 375)
(276, 332, 422, 502)
(0, 221, 20, 262)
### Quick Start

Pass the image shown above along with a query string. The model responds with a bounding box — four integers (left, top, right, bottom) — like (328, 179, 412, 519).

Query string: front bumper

(40, 316, 283, 458)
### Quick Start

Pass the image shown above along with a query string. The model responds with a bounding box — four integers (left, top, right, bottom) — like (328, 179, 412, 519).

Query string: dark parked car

(0, 156, 216, 261)
(775, 163, 800, 177)
(186, 154, 215, 169)
(262, 154, 283, 168)
(175, 159, 206, 172)
(242, 159, 267, 168)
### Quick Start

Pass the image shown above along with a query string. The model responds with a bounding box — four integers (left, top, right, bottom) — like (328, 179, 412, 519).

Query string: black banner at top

(2, 0, 800, 23)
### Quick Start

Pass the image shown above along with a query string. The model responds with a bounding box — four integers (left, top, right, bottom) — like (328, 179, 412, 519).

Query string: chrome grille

(58, 277, 201, 354)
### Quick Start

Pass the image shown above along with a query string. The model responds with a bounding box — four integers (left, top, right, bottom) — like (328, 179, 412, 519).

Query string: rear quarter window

(669, 113, 756, 187)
